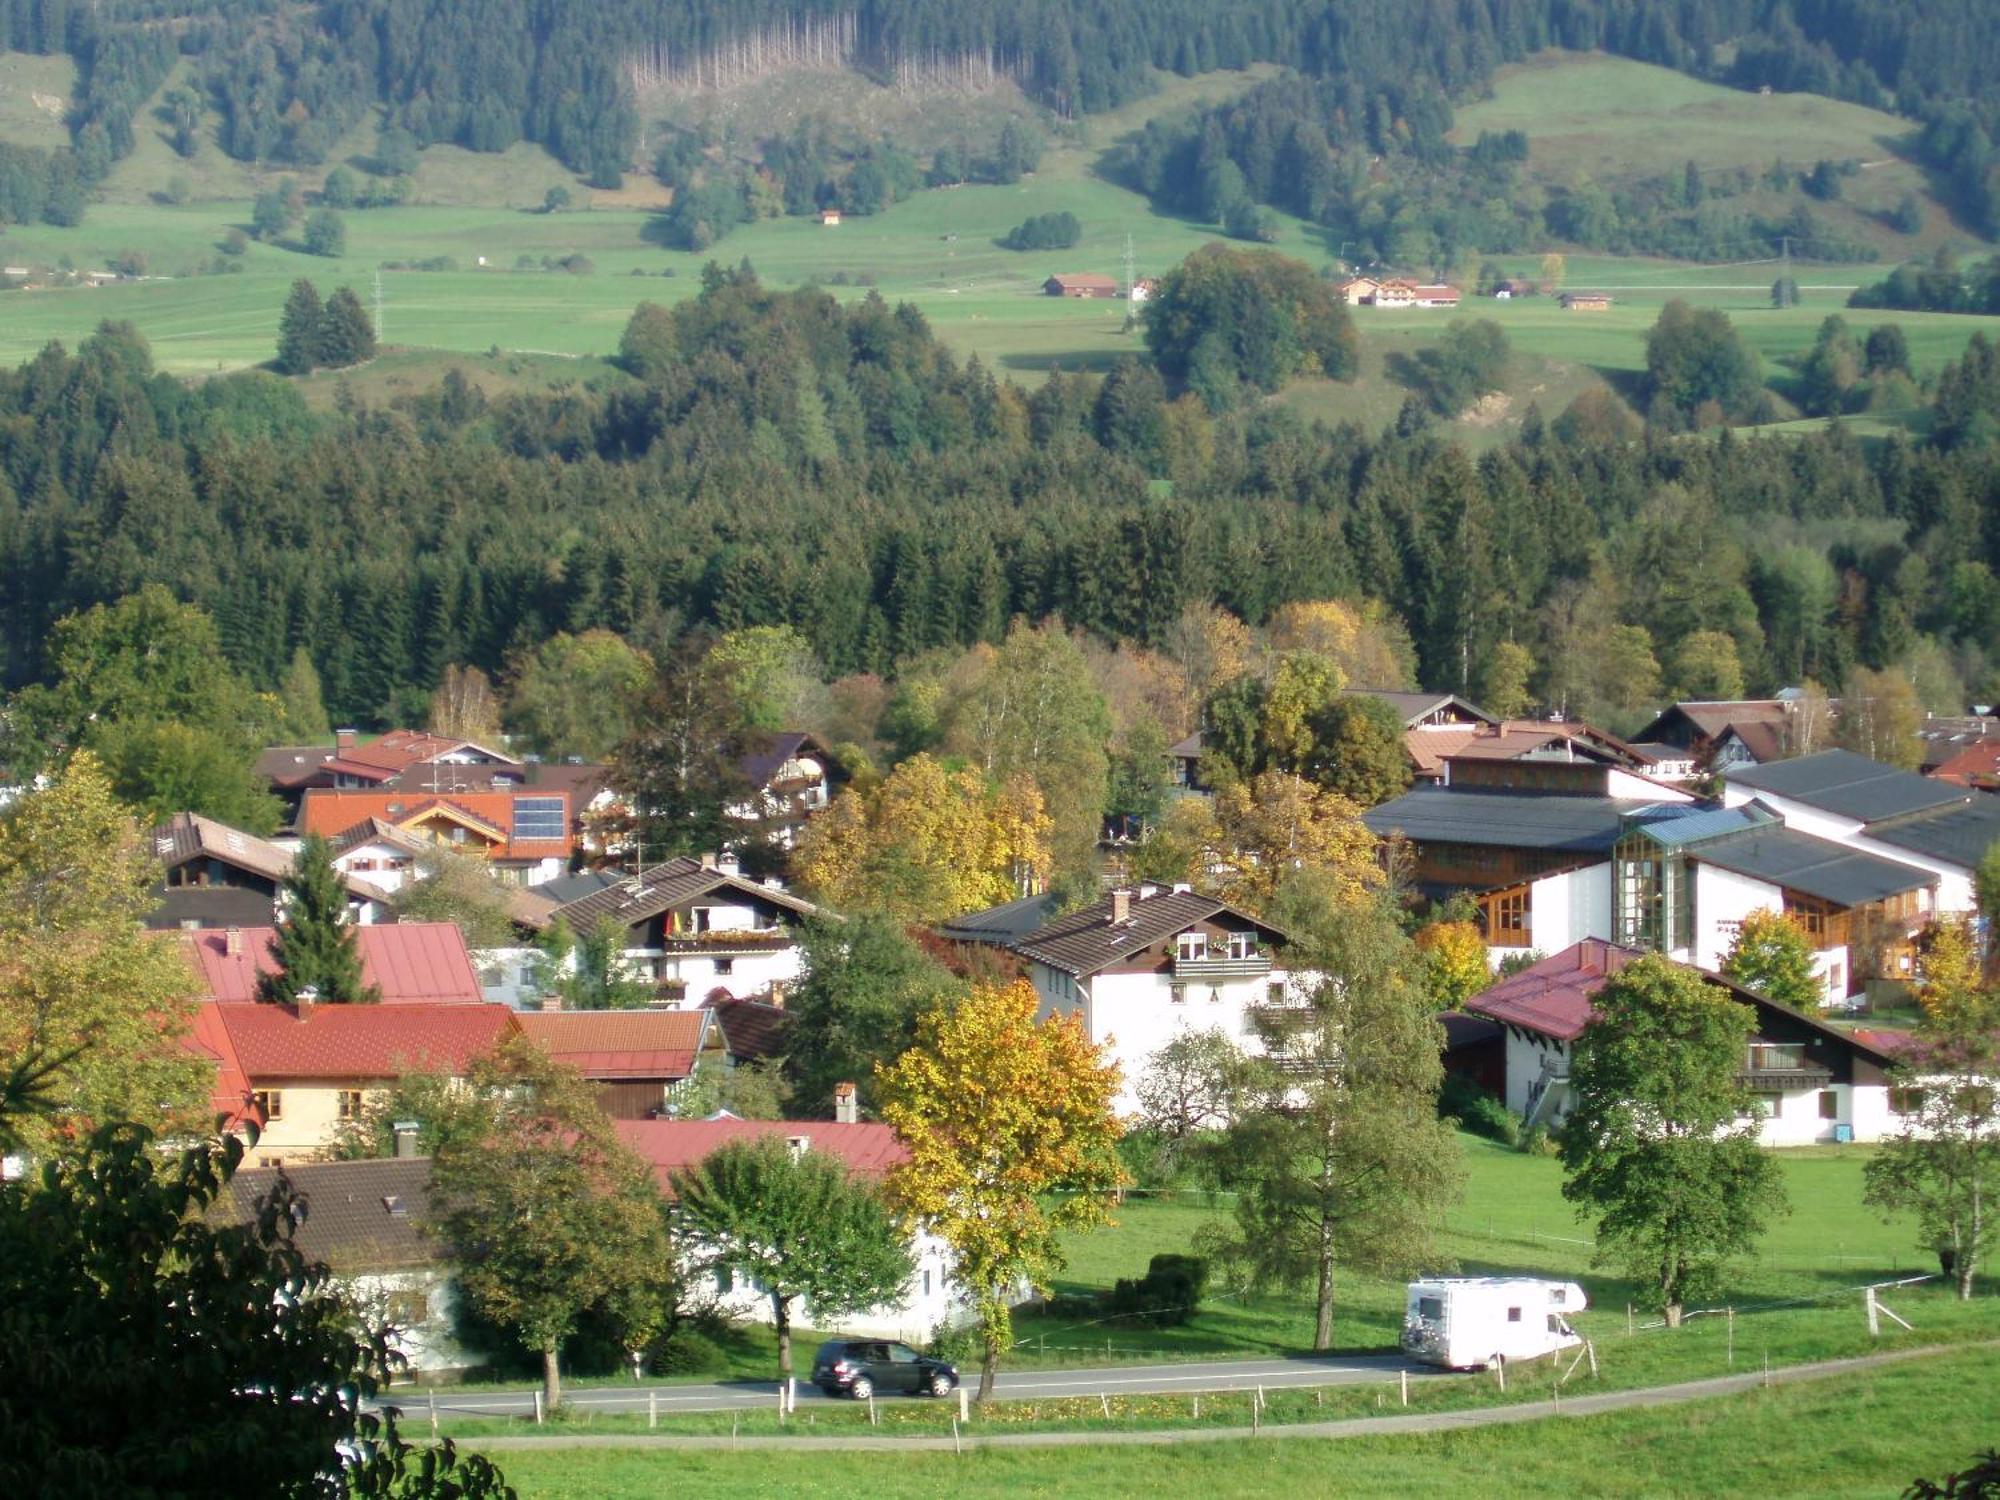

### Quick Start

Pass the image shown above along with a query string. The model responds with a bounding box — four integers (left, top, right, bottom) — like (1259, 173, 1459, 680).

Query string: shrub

(1108, 1253, 1209, 1327)
(1441, 1074, 1519, 1146)
(650, 1327, 725, 1376)
(999, 210, 1081, 251)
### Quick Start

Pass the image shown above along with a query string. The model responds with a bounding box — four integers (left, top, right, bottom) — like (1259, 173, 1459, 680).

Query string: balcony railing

(1173, 953, 1273, 981)
(658, 929, 793, 954)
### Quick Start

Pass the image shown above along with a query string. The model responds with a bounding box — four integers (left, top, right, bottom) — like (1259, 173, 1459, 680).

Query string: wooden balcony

(1173, 953, 1273, 981)
(658, 930, 793, 955)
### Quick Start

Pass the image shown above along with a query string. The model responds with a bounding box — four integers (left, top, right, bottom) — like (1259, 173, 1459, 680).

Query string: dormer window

(1176, 932, 1207, 962)
(1226, 931, 1254, 960)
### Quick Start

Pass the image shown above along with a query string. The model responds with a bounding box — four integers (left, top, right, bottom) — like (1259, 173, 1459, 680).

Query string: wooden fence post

(958, 1385, 969, 1424)
(428, 1391, 437, 1438)
(1400, 1370, 1408, 1407)
(533, 1390, 543, 1425)
(648, 1390, 657, 1429)
(1494, 1356, 1506, 1393)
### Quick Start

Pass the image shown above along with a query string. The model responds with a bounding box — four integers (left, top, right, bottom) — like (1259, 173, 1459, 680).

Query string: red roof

(199, 1000, 517, 1080)
(516, 1009, 711, 1080)
(332, 730, 520, 776)
(615, 1119, 908, 1193)
(1464, 939, 1641, 1041)
(298, 789, 572, 862)
(184, 923, 486, 1005)
(1932, 742, 2000, 790)
(187, 1001, 257, 1128)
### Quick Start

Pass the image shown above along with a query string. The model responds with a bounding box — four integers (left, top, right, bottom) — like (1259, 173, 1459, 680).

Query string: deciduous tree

(427, 663, 502, 742)
(505, 630, 653, 761)
(1208, 896, 1460, 1348)
(1134, 1029, 1250, 1139)
(782, 915, 962, 1116)
(0, 753, 207, 1153)
(431, 1039, 674, 1412)
(1560, 956, 1786, 1324)
(878, 981, 1125, 1401)
(1417, 920, 1492, 1007)
(391, 846, 516, 950)
(670, 1136, 914, 1383)
(1722, 909, 1824, 1011)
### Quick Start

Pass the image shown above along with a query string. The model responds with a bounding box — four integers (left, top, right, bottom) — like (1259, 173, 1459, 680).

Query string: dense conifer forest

(2, 269, 1998, 733)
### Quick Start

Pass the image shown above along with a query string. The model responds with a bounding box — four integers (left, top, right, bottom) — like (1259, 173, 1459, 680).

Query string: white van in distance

(1400, 1277, 1587, 1370)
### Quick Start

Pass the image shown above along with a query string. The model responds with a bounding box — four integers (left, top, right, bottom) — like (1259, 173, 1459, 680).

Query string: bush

(926, 1320, 982, 1368)
(998, 210, 1081, 251)
(1108, 1253, 1209, 1327)
(650, 1327, 725, 1376)
(1440, 1074, 1518, 1146)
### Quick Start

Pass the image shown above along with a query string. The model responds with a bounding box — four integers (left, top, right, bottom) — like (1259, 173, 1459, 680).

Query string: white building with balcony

(1016, 885, 1299, 1116)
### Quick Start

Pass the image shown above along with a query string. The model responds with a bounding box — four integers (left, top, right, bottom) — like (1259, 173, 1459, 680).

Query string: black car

(811, 1338, 958, 1399)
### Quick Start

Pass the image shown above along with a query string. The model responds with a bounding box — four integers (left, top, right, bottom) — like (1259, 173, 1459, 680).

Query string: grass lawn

(475, 1345, 1997, 1498)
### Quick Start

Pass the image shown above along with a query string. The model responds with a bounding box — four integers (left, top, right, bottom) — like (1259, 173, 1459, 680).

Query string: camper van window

(1418, 1297, 1442, 1320)
(1550, 1287, 1566, 1305)
(1548, 1314, 1563, 1333)
(1506, 1307, 1521, 1323)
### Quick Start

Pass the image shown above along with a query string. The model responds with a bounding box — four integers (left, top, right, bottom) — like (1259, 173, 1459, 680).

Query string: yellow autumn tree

(1266, 598, 1417, 691)
(793, 754, 1052, 922)
(0, 752, 206, 1152)
(1918, 915, 1985, 1031)
(876, 980, 1125, 1401)
(1211, 771, 1383, 912)
(1415, 921, 1492, 1007)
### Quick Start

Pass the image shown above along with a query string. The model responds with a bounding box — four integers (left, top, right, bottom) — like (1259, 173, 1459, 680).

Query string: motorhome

(1400, 1277, 1587, 1370)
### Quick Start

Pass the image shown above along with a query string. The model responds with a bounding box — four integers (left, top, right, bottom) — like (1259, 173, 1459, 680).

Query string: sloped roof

(1167, 730, 1204, 759)
(1013, 886, 1285, 979)
(188, 1001, 255, 1128)
(1930, 740, 2000, 789)
(615, 1118, 908, 1193)
(1364, 790, 1657, 853)
(185, 923, 486, 1005)
(515, 1008, 710, 1080)
(201, 1000, 517, 1079)
(152, 811, 293, 882)
(1868, 796, 2000, 869)
(1726, 750, 1964, 823)
(217, 1158, 438, 1271)
(1443, 720, 1654, 768)
(703, 997, 793, 1061)
(1690, 824, 1934, 907)
(1465, 941, 1899, 1066)
(1635, 700, 1792, 746)
(255, 743, 340, 790)
(738, 731, 826, 790)
(331, 729, 521, 776)
(298, 789, 572, 861)
(934, 891, 1066, 946)
(325, 817, 433, 859)
(1351, 690, 1498, 728)
(548, 856, 821, 933)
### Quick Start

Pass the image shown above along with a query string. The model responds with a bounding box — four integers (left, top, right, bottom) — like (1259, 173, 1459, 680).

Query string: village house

(193, 997, 518, 1165)
(818, 207, 842, 226)
(1464, 941, 1907, 1144)
(514, 1008, 725, 1119)
(1930, 738, 2000, 791)
(1411, 284, 1461, 308)
(1128, 277, 1159, 303)
(148, 811, 393, 929)
(1333, 276, 1381, 306)
(1629, 697, 1818, 782)
(616, 1113, 969, 1342)
(1016, 884, 1298, 1115)
(215, 1154, 479, 1378)
(1559, 292, 1612, 312)
(526, 852, 823, 1007)
(1371, 279, 1417, 308)
(727, 731, 836, 849)
(297, 786, 573, 886)
(1044, 272, 1120, 298)
(702, 995, 794, 1069)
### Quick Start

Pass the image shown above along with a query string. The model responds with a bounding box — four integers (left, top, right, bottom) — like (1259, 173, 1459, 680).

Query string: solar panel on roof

(514, 796, 566, 841)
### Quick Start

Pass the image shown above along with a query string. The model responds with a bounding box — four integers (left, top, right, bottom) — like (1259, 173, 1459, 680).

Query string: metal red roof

(516, 1009, 711, 1080)
(184, 922, 486, 1005)
(201, 1000, 517, 1080)
(615, 1119, 908, 1193)
(298, 789, 572, 861)
(1463, 939, 1641, 1041)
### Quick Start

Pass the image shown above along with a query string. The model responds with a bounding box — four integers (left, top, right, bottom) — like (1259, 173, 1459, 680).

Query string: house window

(716, 1266, 734, 1294)
(1890, 1088, 1926, 1115)
(384, 1289, 429, 1327)
(337, 1089, 365, 1121)
(1170, 983, 1187, 1005)
(1268, 981, 1286, 1006)
(922, 1269, 933, 1297)
(253, 1090, 283, 1120)
(1506, 1307, 1521, 1323)
(1177, 932, 1208, 962)
(714, 958, 734, 976)
(1818, 1090, 1840, 1120)
(1226, 931, 1255, 961)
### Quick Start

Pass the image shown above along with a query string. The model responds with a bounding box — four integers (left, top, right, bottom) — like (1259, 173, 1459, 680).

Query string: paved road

(463, 1339, 1995, 1452)
(386, 1353, 1440, 1419)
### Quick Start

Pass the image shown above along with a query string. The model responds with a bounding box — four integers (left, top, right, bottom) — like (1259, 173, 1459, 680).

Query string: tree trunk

(774, 1292, 793, 1380)
(978, 1307, 1001, 1403)
(1664, 1302, 1683, 1328)
(542, 1342, 562, 1414)
(1313, 1214, 1336, 1350)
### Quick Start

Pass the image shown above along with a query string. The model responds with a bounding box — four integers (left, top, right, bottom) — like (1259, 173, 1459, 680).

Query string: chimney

(1110, 889, 1131, 925)
(224, 926, 243, 957)
(335, 728, 357, 751)
(295, 984, 319, 1021)
(699, 852, 717, 871)
(833, 1081, 858, 1124)
(717, 850, 740, 875)
(392, 1120, 421, 1159)
(540, 994, 563, 1012)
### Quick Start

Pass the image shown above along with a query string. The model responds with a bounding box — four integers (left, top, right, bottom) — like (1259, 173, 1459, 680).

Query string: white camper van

(1400, 1277, 1586, 1370)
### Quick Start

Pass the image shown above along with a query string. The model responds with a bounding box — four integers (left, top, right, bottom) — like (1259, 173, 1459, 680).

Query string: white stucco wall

(1688, 864, 1782, 972)
(351, 1270, 481, 1377)
(1721, 787, 1972, 915)
(1605, 770, 1693, 803)
(1502, 1030, 1569, 1117)
(474, 945, 548, 1008)
(705, 1228, 970, 1343)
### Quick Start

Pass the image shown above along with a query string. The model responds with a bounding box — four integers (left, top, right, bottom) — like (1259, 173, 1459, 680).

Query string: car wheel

(849, 1376, 873, 1400)
(928, 1372, 954, 1398)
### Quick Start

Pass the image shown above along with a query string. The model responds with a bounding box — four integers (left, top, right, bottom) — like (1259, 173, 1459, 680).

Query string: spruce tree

(258, 833, 378, 1004)
(319, 286, 377, 368)
(275, 280, 324, 375)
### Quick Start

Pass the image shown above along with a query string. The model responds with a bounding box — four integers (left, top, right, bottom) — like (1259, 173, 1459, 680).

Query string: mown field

(1, 56, 1995, 440)
(477, 1346, 1997, 1499)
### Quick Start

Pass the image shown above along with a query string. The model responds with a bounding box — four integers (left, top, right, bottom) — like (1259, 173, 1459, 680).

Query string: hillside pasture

(0, 49, 75, 152)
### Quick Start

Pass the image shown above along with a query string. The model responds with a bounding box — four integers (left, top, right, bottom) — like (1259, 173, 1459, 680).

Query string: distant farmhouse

(1334, 276, 1460, 308)
(1044, 273, 1120, 298)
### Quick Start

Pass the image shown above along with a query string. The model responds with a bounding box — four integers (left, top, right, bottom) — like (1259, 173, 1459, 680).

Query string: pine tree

(275, 280, 324, 375)
(319, 286, 377, 368)
(257, 833, 377, 1004)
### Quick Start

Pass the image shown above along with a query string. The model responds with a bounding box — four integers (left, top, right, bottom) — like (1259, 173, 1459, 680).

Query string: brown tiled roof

(1048, 273, 1119, 290)
(515, 1009, 711, 1080)
(703, 997, 793, 1062)
(1444, 721, 1652, 767)
(218, 1158, 438, 1271)
(255, 743, 340, 791)
(548, 856, 821, 933)
(1013, 886, 1286, 979)
(332, 730, 521, 776)
(152, 811, 294, 882)
(738, 732, 827, 791)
